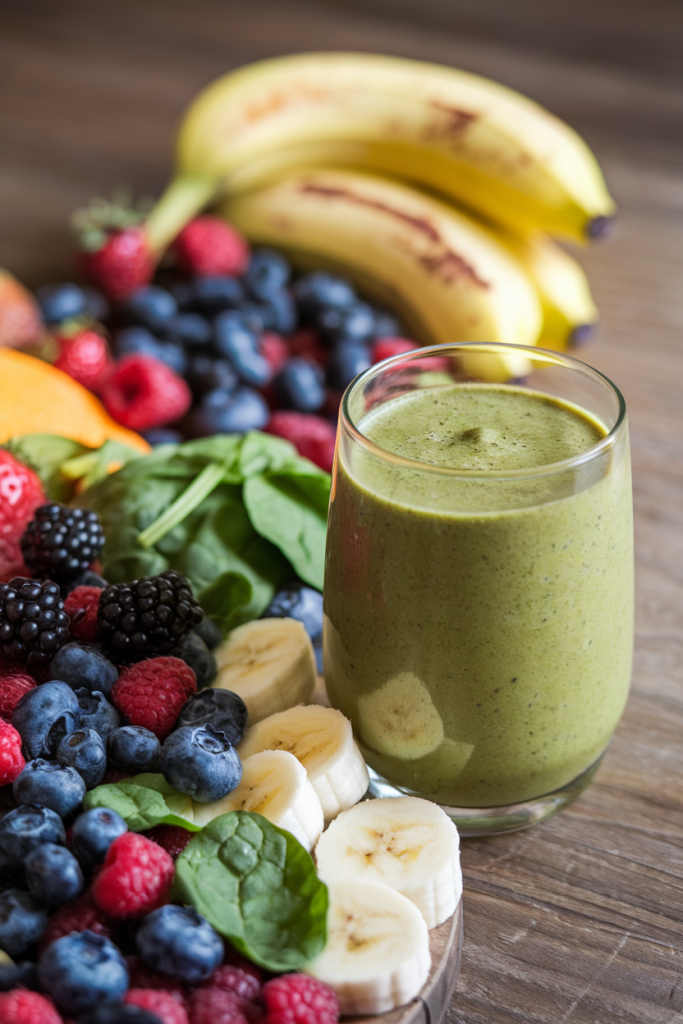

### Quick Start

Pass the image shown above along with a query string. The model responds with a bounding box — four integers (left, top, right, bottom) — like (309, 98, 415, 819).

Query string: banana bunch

(146, 51, 611, 354)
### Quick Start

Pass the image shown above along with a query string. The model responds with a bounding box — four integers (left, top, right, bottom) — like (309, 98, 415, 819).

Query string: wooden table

(1, 2, 682, 1020)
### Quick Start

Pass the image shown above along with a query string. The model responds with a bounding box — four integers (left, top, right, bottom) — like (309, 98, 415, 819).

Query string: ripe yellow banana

(217, 167, 542, 374)
(145, 52, 615, 251)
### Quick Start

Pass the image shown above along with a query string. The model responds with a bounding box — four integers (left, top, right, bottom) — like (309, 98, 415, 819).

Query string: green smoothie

(323, 383, 633, 807)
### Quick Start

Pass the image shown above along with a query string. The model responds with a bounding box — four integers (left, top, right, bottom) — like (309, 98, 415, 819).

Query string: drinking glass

(323, 343, 633, 836)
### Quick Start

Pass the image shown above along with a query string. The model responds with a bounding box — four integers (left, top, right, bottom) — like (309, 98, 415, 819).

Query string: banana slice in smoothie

(357, 671, 444, 760)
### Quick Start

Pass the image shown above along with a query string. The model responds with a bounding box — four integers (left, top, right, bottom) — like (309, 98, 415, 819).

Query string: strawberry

(0, 449, 46, 581)
(54, 328, 111, 392)
(72, 193, 154, 301)
(0, 269, 44, 349)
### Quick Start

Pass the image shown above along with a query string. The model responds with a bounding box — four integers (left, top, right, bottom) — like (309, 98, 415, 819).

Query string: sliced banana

(192, 749, 324, 851)
(213, 618, 316, 725)
(315, 796, 461, 930)
(357, 672, 444, 760)
(237, 705, 369, 821)
(305, 877, 431, 1015)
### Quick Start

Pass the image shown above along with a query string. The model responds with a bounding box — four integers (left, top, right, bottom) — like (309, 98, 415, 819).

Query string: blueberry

(12, 680, 80, 759)
(160, 724, 242, 802)
(0, 805, 66, 873)
(171, 631, 217, 689)
(61, 570, 109, 598)
(107, 726, 161, 773)
(325, 340, 372, 391)
(318, 301, 376, 345)
(76, 1005, 163, 1024)
(56, 729, 107, 789)
(292, 272, 357, 323)
(142, 428, 184, 446)
(0, 959, 38, 992)
(36, 283, 88, 324)
(213, 310, 272, 387)
(184, 387, 270, 437)
(186, 355, 238, 399)
(38, 930, 129, 1016)
(114, 326, 187, 376)
(372, 305, 403, 338)
(123, 286, 177, 328)
(174, 689, 248, 745)
(259, 289, 297, 334)
(13, 759, 86, 817)
(0, 889, 48, 957)
(262, 581, 323, 641)
(50, 643, 118, 697)
(161, 312, 212, 346)
(71, 808, 128, 871)
(190, 275, 245, 314)
(74, 689, 122, 743)
(244, 247, 291, 298)
(82, 287, 111, 323)
(273, 358, 326, 412)
(136, 904, 223, 983)
(238, 302, 269, 335)
(25, 842, 83, 906)
(194, 617, 223, 651)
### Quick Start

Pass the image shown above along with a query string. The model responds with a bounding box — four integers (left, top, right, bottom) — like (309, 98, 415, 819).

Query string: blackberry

(21, 504, 105, 581)
(0, 577, 71, 668)
(97, 570, 204, 663)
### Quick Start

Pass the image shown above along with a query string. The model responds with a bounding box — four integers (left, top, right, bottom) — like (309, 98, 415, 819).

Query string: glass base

(366, 754, 605, 837)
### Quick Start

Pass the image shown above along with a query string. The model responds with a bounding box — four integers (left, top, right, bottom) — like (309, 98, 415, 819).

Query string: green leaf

(4, 434, 90, 501)
(83, 773, 200, 832)
(172, 811, 328, 971)
(243, 471, 330, 590)
(199, 571, 253, 634)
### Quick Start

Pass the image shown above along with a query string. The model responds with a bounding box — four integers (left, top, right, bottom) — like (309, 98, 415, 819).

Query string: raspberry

(102, 355, 192, 431)
(0, 718, 25, 785)
(78, 225, 154, 301)
(187, 989, 250, 1024)
(0, 450, 46, 583)
(260, 334, 289, 375)
(173, 217, 250, 278)
(92, 831, 175, 918)
(111, 657, 196, 739)
(126, 955, 185, 999)
(262, 976, 339, 1024)
(371, 336, 419, 364)
(202, 964, 262, 1003)
(143, 824, 193, 859)
(124, 989, 189, 1024)
(266, 412, 336, 473)
(39, 890, 115, 950)
(0, 669, 36, 720)
(54, 329, 111, 392)
(0, 990, 63, 1024)
(288, 329, 328, 367)
(64, 586, 101, 642)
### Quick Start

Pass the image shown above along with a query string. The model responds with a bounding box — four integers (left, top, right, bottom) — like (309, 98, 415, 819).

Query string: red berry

(0, 989, 63, 1024)
(79, 225, 154, 301)
(0, 450, 47, 582)
(0, 719, 25, 786)
(266, 412, 336, 473)
(143, 824, 193, 859)
(288, 329, 328, 367)
(40, 890, 114, 950)
(0, 269, 44, 349)
(371, 336, 419, 364)
(125, 989, 189, 1024)
(260, 333, 289, 374)
(111, 656, 196, 740)
(92, 831, 175, 919)
(126, 955, 186, 999)
(54, 329, 111, 393)
(202, 964, 262, 1003)
(262, 975, 339, 1024)
(173, 217, 250, 278)
(187, 989, 250, 1024)
(102, 355, 192, 431)
(0, 669, 36, 720)
(64, 585, 101, 642)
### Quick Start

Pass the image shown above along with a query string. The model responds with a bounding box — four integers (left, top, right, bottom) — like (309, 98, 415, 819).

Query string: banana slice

(315, 796, 461, 930)
(237, 705, 369, 821)
(192, 749, 324, 851)
(304, 878, 431, 1015)
(357, 672, 444, 760)
(213, 618, 316, 725)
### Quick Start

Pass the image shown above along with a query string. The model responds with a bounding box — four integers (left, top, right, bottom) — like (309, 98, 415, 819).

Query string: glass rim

(340, 342, 628, 480)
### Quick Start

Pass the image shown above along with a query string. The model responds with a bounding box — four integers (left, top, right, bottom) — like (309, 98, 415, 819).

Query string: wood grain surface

(1, 2, 682, 1021)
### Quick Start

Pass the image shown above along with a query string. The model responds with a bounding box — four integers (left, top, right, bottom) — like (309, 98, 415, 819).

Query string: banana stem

(145, 174, 219, 254)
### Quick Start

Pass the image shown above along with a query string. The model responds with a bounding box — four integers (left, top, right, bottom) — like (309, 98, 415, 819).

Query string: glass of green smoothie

(323, 343, 633, 835)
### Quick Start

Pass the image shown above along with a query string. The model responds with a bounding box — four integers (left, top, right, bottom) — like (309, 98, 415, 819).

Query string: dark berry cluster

(0, 577, 71, 668)
(21, 504, 105, 581)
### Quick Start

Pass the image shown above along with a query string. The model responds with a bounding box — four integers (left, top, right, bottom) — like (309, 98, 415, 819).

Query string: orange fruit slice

(0, 349, 150, 453)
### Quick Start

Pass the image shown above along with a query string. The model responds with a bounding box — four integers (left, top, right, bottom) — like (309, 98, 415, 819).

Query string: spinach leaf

(83, 773, 200, 832)
(199, 571, 253, 634)
(172, 811, 328, 971)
